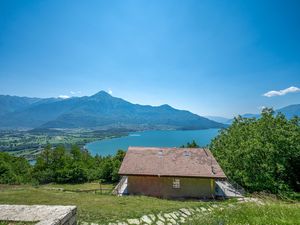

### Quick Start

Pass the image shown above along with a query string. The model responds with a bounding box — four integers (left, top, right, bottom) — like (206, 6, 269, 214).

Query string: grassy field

(0, 184, 211, 224)
(189, 200, 300, 225)
(0, 184, 299, 224)
(0, 222, 34, 225)
(39, 182, 115, 195)
(40, 182, 114, 191)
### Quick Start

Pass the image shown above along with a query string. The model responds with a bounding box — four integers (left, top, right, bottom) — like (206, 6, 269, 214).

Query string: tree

(70, 144, 82, 161)
(2, 144, 126, 185)
(181, 140, 199, 148)
(114, 149, 126, 161)
(100, 158, 114, 182)
(0, 152, 32, 184)
(210, 108, 300, 193)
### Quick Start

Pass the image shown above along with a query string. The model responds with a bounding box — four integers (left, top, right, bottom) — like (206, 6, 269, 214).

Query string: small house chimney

(158, 150, 163, 158)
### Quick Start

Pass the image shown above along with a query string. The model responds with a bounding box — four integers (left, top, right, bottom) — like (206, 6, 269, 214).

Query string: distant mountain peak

(160, 104, 173, 109)
(89, 91, 114, 100)
(92, 90, 111, 97)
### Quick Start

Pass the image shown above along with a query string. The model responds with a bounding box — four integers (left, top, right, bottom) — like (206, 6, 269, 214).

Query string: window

(173, 178, 180, 189)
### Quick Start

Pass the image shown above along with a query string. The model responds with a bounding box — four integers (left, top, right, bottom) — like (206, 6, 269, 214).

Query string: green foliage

(32, 145, 126, 184)
(0, 143, 126, 185)
(181, 140, 199, 148)
(210, 108, 300, 194)
(0, 152, 32, 184)
(96, 150, 125, 183)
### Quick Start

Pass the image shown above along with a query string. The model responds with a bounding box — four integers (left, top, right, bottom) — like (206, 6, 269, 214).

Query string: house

(117, 147, 227, 199)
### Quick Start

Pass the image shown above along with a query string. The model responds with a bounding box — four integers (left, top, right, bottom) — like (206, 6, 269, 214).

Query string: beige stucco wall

(127, 176, 215, 198)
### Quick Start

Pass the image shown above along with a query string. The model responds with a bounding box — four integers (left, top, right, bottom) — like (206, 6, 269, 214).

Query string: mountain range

(0, 91, 225, 130)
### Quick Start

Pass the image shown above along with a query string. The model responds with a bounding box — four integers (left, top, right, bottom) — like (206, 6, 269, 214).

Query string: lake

(85, 128, 220, 156)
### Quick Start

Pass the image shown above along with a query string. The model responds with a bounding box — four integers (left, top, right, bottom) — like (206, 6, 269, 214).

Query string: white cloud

(263, 86, 300, 97)
(58, 95, 70, 99)
(108, 89, 113, 95)
(70, 91, 82, 95)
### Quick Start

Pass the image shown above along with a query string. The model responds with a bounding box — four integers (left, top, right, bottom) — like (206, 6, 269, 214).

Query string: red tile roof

(119, 147, 226, 179)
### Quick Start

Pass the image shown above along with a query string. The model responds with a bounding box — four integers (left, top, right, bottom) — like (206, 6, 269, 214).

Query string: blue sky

(0, 0, 299, 117)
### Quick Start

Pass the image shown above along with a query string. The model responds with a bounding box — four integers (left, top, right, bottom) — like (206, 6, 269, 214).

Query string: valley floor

(0, 129, 129, 160)
(0, 184, 299, 225)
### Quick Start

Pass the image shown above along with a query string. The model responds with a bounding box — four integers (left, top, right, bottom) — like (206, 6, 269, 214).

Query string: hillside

(0, 91, 225, 130)
(0, 184, 299, 224)
(206, 116, 231, 124)
(277, 104, 300, 119)
(0, 95, 41, 116)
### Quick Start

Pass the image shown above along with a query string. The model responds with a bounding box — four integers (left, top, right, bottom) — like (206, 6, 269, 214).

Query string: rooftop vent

(183, 151, 191, 157)
(211, 166, 216, 174)
(158, 150, 163, 158)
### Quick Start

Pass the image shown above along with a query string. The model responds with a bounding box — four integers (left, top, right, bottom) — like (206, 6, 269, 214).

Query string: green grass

(0, 185, 210, 223)
(0, 185, 299, 224)
(188, 201, 300, 225)
(40, 182, 114, 191)
(0, 221, 35, 225)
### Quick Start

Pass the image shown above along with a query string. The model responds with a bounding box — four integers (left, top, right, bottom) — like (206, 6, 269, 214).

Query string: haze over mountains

(0, 91, 225, 130)
(1, 91, 299, 130)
